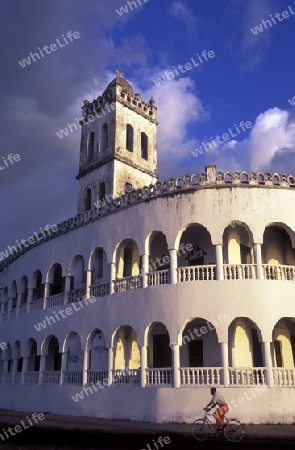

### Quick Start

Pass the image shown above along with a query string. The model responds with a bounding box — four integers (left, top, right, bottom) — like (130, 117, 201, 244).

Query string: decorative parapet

(81, 75, 157, 124)
(1, 165, 295, 272)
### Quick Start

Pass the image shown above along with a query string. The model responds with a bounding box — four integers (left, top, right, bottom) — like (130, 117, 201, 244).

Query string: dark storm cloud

(0, 0, 148, 252)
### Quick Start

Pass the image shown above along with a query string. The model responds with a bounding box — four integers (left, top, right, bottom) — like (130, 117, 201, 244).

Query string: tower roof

(107, 74, 134, 93)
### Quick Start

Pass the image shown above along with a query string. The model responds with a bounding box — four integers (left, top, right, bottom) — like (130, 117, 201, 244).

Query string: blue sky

(1, 0, 295, 251)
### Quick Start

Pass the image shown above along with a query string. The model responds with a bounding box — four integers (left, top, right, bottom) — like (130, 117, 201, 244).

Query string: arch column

(108, 347, 114, 385)
(64, 276, 72, 305)
(12, 357, 18, 384)
(7, 298, 13, 320)
(220, 342, 230, 387)
(172, 344, 180, 387)
(140, 345, 147, 387)
(0, 302, 5, 322)
(16, 293, 22, 317)
(262, 341, 274, 387)
(83, 349, 90, 385)
(86, 269, 92, 298)
(142, 254, 149, 288)
(26, 288, 34, 313)
(38, 355, 46, 385)
(21, 356, 29, 385)
(60, 351, 69, 384)
(254, 243, 263, 280)
(169, 249, 177, 284)
(2, 360, 9, 384)
(44, 283, 50, 309)
(110, 263, 116, 294)
(215, 244, 224, 280)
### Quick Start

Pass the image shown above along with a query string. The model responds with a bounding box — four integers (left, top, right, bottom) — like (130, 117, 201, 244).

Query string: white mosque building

(0, 74, 295, 424)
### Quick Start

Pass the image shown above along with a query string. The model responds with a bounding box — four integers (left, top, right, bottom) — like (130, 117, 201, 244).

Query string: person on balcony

(204, 387, 229, 433)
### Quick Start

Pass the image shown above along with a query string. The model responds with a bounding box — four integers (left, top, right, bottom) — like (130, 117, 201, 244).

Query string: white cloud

(139, 76, 207, 176)
(169, 1, 199, 30)
(230, 0, 274, 70)
(248, 108, 295, 170)
(201, 107, 295, 173)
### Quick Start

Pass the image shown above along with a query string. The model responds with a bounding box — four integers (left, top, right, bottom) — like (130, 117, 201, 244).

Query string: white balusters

(179, 368, 223, 386)
(145, 368, 172, 386)
(147, 270, 170, 286)
(177, 265, 216, 282)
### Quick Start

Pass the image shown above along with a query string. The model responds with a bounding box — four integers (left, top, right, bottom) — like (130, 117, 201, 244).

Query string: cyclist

(204, 387, 229, 432)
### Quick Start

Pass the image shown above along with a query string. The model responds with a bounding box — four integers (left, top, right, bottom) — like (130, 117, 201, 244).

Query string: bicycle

(191, 407, 245, 442)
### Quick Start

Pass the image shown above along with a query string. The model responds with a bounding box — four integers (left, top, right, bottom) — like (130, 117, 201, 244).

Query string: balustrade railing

(177, 265, 216, 282)
(90, 282, 110, 297)
(1, 312, 8, 322)
(223, 264, 257, 280)
(229, 368, 267, 385)
(147, 270, 170, 287)
(112, 369, 140, 385)
(10, 308, 17, 318)
(29, 298, 44, 312)
(145, 368, 172, 386)
(263, 265, 295, 280)
(18, 304, 27, 315)
(63, 371, 83, 385)
(113, 275, 142, 293)
(86, 370, 108, 384)
(3, 373, 12, 384)
(42, 371, 61, 384)
(4, 366, 295, 388)
(67, 287, 85, 303)
(180, 367, 223, 386)
(273, 368, 295, 386)
(46, 293, 65, 308)
(13, 372, 22, 384)
(24, 371, 39, 385)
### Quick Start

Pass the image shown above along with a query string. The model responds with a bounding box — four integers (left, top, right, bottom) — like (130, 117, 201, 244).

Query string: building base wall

(0, 386, 294, 424)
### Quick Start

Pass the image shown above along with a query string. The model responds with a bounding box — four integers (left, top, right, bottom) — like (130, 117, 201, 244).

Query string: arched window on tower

(126, 124, 134, 152)
(101, 124, 108, 152)
(141, 132, 148, 160)
(87, 132, 95, 160)
(84, 188, 92, 211)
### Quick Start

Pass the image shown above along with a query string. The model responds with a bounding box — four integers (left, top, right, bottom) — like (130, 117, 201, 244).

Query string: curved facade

(1, 76, 295, 424)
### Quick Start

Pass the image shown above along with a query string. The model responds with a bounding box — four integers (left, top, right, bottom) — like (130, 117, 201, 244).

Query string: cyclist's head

(210, 387, 216, 395)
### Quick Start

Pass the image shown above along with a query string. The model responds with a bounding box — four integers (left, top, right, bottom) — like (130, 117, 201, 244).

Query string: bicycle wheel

(224, 419, 245, 442)
(191, 418, 211, 441)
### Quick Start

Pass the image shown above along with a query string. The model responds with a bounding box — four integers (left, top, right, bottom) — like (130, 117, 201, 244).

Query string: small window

(84, 188, 92, 211)
(125, 182, 132, 194)
(123, 247, 132, 278)
(87, 132, 95, 160)
(52, 266, 63, 295)
(291, 335, 295, 365)
(99, 182, 106, 201)
(126, 124, 134, 152)
(141, 132, 148, 160)
(251, 328, 264, 367)
(274, 340, 283, 367)
(240, 245, 252, 264)
(101, 124, 108, 152)
(189, 340, 203, 367)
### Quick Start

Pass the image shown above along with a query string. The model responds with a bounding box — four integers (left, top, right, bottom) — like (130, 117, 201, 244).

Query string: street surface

(0, 428, 294, 450)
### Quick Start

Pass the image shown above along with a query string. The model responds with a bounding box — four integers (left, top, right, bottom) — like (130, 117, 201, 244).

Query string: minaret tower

(76, 71, 158, 214)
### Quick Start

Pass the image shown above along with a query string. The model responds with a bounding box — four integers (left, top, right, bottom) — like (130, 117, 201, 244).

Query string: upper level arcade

(1, 165, 295, 320)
